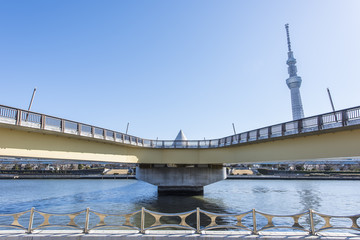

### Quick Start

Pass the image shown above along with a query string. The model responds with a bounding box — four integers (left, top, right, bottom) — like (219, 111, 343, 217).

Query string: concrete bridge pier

(136, 164, 227, 195)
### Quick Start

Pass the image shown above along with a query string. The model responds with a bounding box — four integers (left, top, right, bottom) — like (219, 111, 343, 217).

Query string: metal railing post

(40, 115, 45, 129)
(84, 207, 90, 234)
(103, 129, 107, 140)
(27, 207, 35, 234)
(309, 209, 315, 235)
(256, 129, 260, 140)
(91, 127, 95, 137)
(297, 119, 303, 133)
(268, 127, 272, 138)
(196, 207, 200, 234)
(16, 110, 21, 125)
(61, 119, 65, 133)
(141, 207, 145, 233)
(281, 123, 286, 136)
(78, 123, 82, 136)
(342, 110, 348, 126)
(317, 115, 323, 130)
(252, 209, 258, 235)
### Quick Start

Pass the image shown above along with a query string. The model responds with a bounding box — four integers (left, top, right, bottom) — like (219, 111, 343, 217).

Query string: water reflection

(137, 195, 227, 213)
(297, 188, 321, 212)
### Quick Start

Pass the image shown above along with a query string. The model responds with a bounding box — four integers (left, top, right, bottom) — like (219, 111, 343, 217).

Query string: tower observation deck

(285, 24, 305, 120)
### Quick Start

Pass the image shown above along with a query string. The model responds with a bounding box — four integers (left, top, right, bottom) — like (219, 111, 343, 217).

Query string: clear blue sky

(1, 0, 359, 140)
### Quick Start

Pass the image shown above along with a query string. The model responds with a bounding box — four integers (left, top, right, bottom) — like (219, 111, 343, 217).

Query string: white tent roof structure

(174, 130, 187, 141)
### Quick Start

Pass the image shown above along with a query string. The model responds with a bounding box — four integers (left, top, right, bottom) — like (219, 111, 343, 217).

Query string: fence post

(27, 207, 35, 234)
(317, 115, 323, 130)
(309, 209, 315, 235)
(268, 127, 272, 138)
(78, 123, 82, 136)
(252, 209, 258, 235)
(91, 127, 95, 137)
(196, 207, 200, 234)
(61, 119, 65, 133)
(297, 119, 303, 133)
(40, 115, 45, 129)
(281, 123, 286, 136)
(342, 110, 348, 126)
(141, 207, 145, 234)
(16, 110, 22, 126)
(83, 207, 90, 234)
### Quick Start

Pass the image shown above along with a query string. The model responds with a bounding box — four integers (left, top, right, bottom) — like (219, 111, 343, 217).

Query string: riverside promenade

(0, 230, 359, 240)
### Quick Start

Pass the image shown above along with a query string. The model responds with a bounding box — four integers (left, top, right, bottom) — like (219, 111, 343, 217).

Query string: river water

(0, 179, 359, 231)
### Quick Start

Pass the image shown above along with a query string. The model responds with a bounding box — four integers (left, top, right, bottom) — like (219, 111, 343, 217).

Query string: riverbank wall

(227, 175, 360, 180)
(0, 174, 136, 179)
(1, 174, 360, 180)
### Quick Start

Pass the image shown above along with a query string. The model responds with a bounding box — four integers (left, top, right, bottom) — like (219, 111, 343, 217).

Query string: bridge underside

(136, 164, 226, 195)
(1, 124, 360, 164)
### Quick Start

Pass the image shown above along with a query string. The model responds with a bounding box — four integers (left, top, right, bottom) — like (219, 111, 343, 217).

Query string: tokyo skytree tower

(285, 24, 304, 120)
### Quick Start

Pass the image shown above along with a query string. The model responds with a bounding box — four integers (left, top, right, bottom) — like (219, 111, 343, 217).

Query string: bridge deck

(1, 104, 360, 164)
(1, 104, 360, 149)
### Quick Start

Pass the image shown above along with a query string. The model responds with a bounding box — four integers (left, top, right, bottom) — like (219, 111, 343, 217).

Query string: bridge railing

(0, 207, 359, 235)
(1, 104, 360, 149)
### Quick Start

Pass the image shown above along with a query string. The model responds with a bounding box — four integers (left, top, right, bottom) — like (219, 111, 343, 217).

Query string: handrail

(1, 104, 360, 149)
(0, 207, 359, 235)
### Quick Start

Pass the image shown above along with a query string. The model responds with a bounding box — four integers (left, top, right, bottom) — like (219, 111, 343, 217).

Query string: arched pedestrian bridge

(1, 104, 360, 194)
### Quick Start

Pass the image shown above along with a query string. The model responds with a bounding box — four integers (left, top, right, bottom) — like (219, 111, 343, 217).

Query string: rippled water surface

(1, 179, 359, 215)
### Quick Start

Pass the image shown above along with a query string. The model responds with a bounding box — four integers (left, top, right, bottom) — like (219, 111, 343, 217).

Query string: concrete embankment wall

(0, 174, 136, 179)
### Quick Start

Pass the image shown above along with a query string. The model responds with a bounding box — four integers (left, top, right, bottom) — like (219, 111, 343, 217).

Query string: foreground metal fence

(0, 208, 359, 235)
(1, 104, 360, 149)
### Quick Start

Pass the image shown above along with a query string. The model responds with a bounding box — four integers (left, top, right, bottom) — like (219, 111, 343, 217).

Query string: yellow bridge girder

(1, 123, 360, 164)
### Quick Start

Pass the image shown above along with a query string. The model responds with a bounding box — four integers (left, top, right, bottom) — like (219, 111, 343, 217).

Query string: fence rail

(1, 104, 360, 149)
(0, 208, 359, 235)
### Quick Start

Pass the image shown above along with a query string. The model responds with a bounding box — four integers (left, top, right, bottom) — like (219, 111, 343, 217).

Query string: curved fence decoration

(0, 208, 359, 235)
(312, 210, 360, 233)
(254, 210, 309, 233)
(142, 208, 196, 232)
(87, 209, 141, 232)
(30, 208, 86, 231)
(1, 104, 360, 149)
(0, 209, 31, 231)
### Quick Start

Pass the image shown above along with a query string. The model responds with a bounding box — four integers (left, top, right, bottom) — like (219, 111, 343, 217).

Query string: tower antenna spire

(285, 23, 292, 52)
(284, 24, 304, 120)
